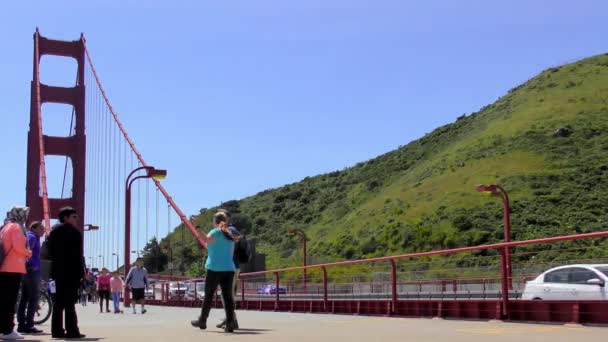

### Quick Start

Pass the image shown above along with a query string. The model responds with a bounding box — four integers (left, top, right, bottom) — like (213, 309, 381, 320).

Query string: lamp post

(88, 256, 93, 269)
(288, 229, 307, 291)
(476, 184, 512, 318)
(475, 184, 512, 287)
(84, 224, 100, 231)
(112, 253, 120, 272)
(124, 166, 167, 307)
(84, 225, 99, 271)
(98, 255, 104, 269)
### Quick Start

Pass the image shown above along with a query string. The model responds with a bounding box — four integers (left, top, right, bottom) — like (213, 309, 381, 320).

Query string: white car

(168, 282, 190, 300)
(522, 264, 608, 300)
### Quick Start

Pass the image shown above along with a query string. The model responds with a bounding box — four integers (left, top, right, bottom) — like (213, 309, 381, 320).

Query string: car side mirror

(587, 278, 605, 287)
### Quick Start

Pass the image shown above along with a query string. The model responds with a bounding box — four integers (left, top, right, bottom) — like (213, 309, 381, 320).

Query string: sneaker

(141, 309, 147, 314)
(15, 327, 27, 334)
(0, 331, 25, 340)
(216, 319, 226, 329)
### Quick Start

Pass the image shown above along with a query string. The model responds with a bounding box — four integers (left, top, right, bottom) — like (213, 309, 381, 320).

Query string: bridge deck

(29, 304, 605, 341)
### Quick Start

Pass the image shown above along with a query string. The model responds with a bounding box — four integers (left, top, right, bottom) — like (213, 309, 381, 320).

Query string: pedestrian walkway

(28, 305, 606, 341)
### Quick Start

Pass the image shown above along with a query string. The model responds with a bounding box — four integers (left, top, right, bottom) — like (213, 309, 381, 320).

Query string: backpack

(234, 236, 252, 264)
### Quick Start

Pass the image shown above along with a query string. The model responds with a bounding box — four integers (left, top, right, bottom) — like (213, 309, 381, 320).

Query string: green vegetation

(150, 53, 608, 278)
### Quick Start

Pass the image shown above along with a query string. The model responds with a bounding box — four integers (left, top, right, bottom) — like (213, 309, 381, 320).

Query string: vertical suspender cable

(146, 179, 149, 254)
(156, 187, 159, 240)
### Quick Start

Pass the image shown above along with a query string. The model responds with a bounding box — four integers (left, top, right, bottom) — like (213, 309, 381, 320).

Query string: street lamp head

(145, 167, 167, 180)
(84, 224, 99, 231)
(112, 253, 117, 256)
(476, 184, 499, 195)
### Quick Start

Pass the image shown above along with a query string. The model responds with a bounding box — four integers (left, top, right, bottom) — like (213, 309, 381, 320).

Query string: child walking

(110, 272, 124, 314)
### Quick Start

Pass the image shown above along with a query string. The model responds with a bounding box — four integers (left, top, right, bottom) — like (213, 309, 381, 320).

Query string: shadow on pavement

(237, 328, 274, 332)
(54, 338, 104, 341)
(207, 330, 264, 335)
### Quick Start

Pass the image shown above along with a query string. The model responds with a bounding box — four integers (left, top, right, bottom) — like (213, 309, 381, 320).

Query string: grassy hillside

(155, 53, 608, 277)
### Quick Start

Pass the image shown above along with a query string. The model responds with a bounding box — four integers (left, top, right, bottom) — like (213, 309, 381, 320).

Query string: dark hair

(214, 211, 240, 241)
(29, 221, 42, 231)
(58, 207, 77, 223)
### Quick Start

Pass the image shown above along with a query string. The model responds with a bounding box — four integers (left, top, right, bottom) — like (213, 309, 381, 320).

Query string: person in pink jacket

(0, 206, 32, 340)
(97, 268, 111, 313)
(110, 272, 124, 314)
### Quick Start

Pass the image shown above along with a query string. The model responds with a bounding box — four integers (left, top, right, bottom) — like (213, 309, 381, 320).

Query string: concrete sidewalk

(24, 304, 607, 341)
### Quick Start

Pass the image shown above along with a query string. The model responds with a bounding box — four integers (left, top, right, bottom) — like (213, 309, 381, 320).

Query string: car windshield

(596, 267, 608, 277)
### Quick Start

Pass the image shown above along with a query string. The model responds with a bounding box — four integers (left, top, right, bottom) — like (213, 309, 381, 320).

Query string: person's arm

(26, 234, 37, 269)
(125, 268, 133, 286)
(76, 231, 85, 279)
(143, 269, 149, 288)
(9, 227, 32, 257)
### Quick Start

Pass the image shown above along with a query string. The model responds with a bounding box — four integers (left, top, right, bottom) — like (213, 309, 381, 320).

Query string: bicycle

(15, 279, 53, 326)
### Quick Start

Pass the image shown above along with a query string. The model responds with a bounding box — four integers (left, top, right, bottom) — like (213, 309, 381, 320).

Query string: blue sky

(1, 1, 607, 265)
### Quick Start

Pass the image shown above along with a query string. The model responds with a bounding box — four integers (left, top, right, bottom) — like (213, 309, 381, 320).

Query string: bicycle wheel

(34, 290, 52, 325)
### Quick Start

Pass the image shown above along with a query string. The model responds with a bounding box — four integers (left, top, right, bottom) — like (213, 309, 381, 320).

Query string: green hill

(152, 53, 608, 278)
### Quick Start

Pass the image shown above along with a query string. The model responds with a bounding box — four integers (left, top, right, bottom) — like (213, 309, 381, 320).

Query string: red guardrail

(148, 230, 608, 324)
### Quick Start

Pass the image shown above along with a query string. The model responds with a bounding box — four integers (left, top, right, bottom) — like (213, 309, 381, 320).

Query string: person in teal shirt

(191, 211, 240, 333)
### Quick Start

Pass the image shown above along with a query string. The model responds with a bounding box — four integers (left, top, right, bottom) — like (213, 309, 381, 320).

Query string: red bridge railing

(148, 230, 608, 325)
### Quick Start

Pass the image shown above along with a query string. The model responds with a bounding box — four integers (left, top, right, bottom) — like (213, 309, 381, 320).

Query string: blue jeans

(17, 271, 41, 329)
(112, 292, 120, 312)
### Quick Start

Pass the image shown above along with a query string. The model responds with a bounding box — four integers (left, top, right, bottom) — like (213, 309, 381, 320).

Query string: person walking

(79, 280, 88, 307)
(215, 209, 242, 330)
(97, 268, 111, 313)
(125, 259, 148, 314)
(0, 206, 32, 340)
(17, 221, 45, 334)
(190, 211, 239, 333)
(47, 207, 86, 339)
(110, 272, 124, 314)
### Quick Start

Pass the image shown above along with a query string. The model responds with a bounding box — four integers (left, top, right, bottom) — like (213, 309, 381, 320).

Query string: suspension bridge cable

(83, 41, 206, 248)
(146, 179, 149, 252)
(156, 187, 159, 240)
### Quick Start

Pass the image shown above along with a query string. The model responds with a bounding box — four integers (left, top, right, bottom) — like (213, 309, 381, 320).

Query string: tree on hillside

(142, 237, 169, 273)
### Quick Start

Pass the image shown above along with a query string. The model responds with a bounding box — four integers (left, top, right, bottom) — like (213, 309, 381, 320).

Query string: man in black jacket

(47, 207, 85, 339)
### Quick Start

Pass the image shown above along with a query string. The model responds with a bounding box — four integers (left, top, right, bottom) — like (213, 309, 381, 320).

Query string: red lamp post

(288, 229, 307, 291)
(124, 166, 166, 307)
(476, 184, 512, 318)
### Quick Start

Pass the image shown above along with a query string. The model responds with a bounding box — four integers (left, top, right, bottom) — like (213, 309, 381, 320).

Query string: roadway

(28, 304, 605, 341)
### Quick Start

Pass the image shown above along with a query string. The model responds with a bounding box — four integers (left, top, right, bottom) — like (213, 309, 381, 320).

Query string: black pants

(0, 272, 22, 334)
(17, 270, 41, 329)
(199, 270, 235, 324)
(98, 290, 110, 311)
(51, 280, 80, 336)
